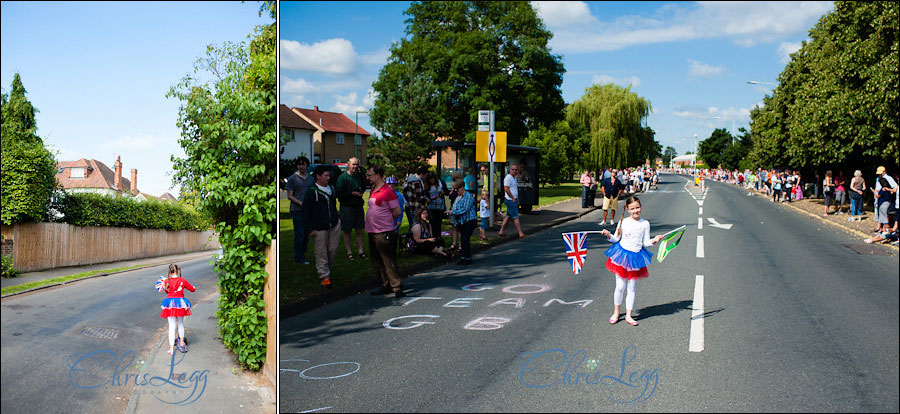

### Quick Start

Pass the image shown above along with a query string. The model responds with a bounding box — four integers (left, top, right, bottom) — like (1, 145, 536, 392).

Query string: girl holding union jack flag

(599, 196, 663, 327)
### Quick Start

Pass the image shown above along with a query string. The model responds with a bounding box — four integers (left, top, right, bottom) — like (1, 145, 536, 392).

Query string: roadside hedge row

(53, 192, 207, 231)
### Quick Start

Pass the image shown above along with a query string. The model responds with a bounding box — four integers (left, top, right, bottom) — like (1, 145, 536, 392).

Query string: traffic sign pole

(488, 111, 495, 228)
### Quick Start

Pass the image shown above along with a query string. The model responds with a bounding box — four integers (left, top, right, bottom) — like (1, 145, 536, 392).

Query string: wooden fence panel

(0, 223, 220, 272)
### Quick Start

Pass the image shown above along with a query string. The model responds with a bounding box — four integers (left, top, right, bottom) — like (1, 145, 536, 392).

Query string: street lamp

(355, 110, 369, 161)
(713, 116, 736, 145)
(693, 133, 698, 173)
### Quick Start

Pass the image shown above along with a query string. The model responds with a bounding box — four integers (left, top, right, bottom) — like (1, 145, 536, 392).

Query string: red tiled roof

(294, 106, 370, 135)
(280, 104, 317, 130)
(56, 158, 131, 192)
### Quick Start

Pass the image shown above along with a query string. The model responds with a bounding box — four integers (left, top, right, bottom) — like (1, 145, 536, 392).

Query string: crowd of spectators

(668, 165, 899, 246)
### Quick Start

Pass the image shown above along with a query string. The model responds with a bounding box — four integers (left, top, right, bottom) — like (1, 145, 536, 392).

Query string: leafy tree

(748, 1, 898, 171)
(521, 120, 583, 186)
(1, 73, 58, 225)
(697, 128, 732, 169)
(370, 0, 566, 167)
(662, 146, 678, 166)
(566, 83, 653, 169)
(166, 1, 275, 371)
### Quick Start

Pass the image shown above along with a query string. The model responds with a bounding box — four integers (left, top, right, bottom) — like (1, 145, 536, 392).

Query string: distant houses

(55, 155, 175, 201)
(279, 104, 370, 165)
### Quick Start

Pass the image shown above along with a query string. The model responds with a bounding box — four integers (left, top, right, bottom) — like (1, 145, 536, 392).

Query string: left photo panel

(1, 2, 277, 413)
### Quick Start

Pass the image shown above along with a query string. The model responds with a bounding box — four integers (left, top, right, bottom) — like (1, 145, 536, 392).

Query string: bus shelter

(431, 141, 541, 213)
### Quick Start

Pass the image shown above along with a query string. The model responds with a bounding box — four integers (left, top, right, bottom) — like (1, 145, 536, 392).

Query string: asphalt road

(279, 173, 899, 412)
(0, 256, 219, 414)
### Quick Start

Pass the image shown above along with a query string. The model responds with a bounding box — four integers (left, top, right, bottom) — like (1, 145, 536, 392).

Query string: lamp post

(713, 116, 736, 145)
(355, 110, 369, 161)
(693, 133, 698, 174)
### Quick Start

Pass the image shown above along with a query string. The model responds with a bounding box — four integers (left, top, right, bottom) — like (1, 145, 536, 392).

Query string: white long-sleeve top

(607, 217, 653, 252)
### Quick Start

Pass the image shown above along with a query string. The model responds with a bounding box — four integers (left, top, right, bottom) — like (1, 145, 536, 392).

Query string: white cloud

(360, 48, 391, 66)
(532, 1, 596, 26)
(331, 92, 367, 117)
(777, 41, 803, 64)
(363, 89, 378, 107)
(280, 38, 359, 75)
(542, 1, 833, 53)
(592, 74, 642, 88)
(688, 59, 725, 77)
(279, 75, 362, 96)
(102, 135, 163, 150)
(282, 94, 312, 108)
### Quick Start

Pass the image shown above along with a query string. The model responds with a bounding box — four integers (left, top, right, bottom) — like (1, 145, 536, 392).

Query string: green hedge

(54, 192, 207, 231)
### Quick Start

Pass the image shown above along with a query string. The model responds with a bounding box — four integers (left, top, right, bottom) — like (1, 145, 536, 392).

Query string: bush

(1, 255, 18, 278)
(53, 192, 207, 231)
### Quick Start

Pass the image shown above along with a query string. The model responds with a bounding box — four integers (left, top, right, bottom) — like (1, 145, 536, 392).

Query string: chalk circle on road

(281, 360, 361, 380)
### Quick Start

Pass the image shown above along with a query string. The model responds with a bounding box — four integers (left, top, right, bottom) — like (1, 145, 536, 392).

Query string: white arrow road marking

(689, 275, 705, 352)
(698, 217, 703, 229)
(696, 200, 704, 206)
(707, 218, 733, 230)
(696, 235, 704, 258)
(699, 207, 703, 215)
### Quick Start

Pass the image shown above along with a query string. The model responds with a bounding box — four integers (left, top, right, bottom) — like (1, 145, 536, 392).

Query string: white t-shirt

(315, 183, 332, 195)
(607, 217, 652, 253)
(480, 199, 490, 218)
(504, 174, 518, 200)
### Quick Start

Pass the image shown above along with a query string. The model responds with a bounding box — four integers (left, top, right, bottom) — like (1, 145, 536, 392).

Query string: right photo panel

(278, 1, 900, 412)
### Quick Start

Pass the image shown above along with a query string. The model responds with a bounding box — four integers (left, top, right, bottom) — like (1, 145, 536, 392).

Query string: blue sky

(279, 1, 834, 157)
(1, 1, 271, 198)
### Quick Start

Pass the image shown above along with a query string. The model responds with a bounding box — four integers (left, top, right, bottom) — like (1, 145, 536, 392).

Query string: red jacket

(163, 277, 195, 298)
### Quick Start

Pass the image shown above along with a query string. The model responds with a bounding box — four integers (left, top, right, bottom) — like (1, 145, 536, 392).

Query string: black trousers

(457, 219, 477, 260)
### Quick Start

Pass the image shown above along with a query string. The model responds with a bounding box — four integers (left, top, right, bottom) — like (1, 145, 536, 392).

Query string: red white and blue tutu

(160, 297, 192, 318)
(604, 242, 653, 279)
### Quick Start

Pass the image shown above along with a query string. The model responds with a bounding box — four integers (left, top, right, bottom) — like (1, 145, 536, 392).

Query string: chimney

(130, 169, 138, 194)
(114, 156, 123, 191)
(314, 106, 319, 111)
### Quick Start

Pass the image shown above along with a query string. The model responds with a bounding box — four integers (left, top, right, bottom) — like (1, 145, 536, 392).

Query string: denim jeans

(850, 193, 862, 217)
(582, 186, 589, 208)
(291, 210, 309, 263)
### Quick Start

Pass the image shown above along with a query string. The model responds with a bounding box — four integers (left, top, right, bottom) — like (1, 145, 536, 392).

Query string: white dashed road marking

(690, 275, 705, 352)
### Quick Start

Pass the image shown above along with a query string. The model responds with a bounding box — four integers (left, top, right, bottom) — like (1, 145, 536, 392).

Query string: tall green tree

(166, 1, 275, 371)
(566, 83, 653, 169)
(697, 128, 732, 169)
(662, 146, 678, 166)
(521, 120, 583, 186)
(1, 73, 58, 225)
(370, 0, 565, 170)
(748, 1, 898, 171)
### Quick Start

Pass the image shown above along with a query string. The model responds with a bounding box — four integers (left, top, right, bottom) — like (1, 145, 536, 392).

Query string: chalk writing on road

(518, 345, 659, 404)
(280, 359, 361, 380)
(384, 282, 599, 331)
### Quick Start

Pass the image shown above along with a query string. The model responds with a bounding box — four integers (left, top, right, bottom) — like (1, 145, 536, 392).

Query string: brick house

(56, 156, 156, 200)
(290, 106, 370, 165)
(280, 104, 318, 163)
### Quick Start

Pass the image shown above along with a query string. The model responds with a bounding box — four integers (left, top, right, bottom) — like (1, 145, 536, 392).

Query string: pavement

(2, 249, 222, 291)
(126, 291, 276, 414)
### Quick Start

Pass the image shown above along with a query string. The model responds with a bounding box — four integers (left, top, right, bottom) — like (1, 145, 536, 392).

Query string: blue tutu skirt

(604, 242, 652, 279)
(160, 297, 192, 318)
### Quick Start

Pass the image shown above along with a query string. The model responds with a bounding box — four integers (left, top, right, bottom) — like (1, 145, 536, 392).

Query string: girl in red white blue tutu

(156, 264, 196, 355)
(599, 196, 662, 326)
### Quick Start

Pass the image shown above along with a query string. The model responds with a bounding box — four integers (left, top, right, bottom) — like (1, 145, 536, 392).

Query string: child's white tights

(613, 276, 636, 310)
(167, 316, 185, 346)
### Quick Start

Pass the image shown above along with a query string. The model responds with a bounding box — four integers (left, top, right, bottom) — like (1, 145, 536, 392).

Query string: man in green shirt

(336, 157, 367, 260)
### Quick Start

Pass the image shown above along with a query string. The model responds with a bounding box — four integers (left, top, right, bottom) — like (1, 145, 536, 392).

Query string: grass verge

(1, 264, 148, 296)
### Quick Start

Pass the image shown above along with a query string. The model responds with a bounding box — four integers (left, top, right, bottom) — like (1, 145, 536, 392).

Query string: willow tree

(566, 83, 653, 169)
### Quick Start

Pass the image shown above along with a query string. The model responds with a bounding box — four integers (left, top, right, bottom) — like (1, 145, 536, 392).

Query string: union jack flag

(562, 232, 589, 275)
(155, 277, 166, 293)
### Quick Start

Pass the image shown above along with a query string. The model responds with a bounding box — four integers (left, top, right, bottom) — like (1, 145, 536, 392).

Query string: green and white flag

(657, 225, 686, 263)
